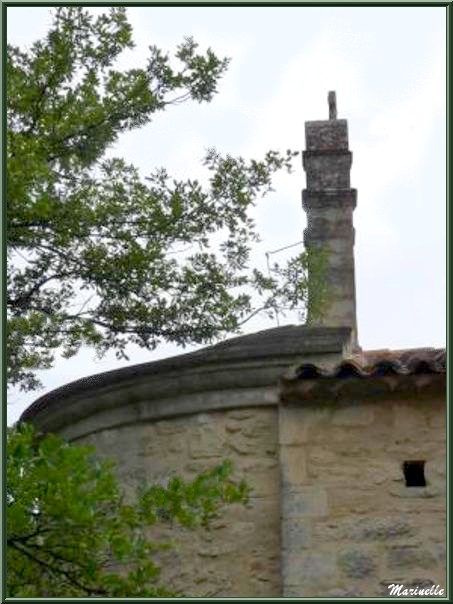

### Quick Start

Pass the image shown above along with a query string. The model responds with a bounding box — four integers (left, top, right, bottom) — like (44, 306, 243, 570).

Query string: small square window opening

(403, 460, 426, 487)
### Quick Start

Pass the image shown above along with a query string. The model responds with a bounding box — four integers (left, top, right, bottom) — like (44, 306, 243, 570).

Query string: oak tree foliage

(7, 6, 325, 391)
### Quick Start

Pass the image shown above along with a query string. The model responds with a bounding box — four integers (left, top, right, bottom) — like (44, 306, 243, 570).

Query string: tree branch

(8, 272, 73, 310)
(8, 540, 107, 596)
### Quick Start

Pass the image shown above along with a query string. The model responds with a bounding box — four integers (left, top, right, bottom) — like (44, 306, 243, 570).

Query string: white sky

(6, 5, 447, 425)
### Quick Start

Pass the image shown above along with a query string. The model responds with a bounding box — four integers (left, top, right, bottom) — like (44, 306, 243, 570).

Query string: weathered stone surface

(307, 445, 337, 465)
(227, 432, 254, 455)
(226, 416, 276, 457)
(327, 486, 385, 514)
(427, 408, 446, 430)
(305, 119, 349, 151)
(283, 552, 336, 589)
(281, 519, 312, 551)
(282, 486, 328, 518)
(279, 409, 309, 445)
(325, 587, 363, 597)
(279, 406, 331, 445)
(311, 516, 416, 545)
(338, 548, 377, 578)
(154, 419, 186, 435)
(352, 517, 415, 541)
(307, 448, 399, 486)
(246, 471, 279, 497)
(302, 112, 358, 342)
(284, 586, 304, 597)
(431, 543, 446, 564)
(389, 484, 442, 499)
(226, 409, 255, 420)
(225, 422, 241, 433)
(302, 188, 356, 211)
(387, 546, 437, 570)
(280, 389, 445, 596)
(304, 152, 352, 189)
(331, 405, 374, 426)
(280, 446, 307, 486)
(425, 457, 446, 483)
(189, 425, 226, 459)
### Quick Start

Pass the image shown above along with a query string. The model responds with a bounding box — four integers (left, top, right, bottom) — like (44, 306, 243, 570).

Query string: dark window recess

(403, 460, 426, 487)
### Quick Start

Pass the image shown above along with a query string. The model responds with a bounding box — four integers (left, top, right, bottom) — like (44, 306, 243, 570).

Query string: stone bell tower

(302, 91, 359, 349)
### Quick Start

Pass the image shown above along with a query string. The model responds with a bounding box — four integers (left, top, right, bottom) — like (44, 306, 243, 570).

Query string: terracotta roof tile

(281, 348, 446, 403)
(293, 348, 446, 380)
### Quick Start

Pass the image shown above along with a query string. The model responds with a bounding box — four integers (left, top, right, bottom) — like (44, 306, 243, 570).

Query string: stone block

(283, 551, 336, 588)
(280, 446, 307, 487)
(227, 432, 254, 455)
(431, 543, 446, 565)
(279, 407, 331, 445)
(393, 404, 429, 433)
(193, 412, 215, 425)
(284, 586, 304, 597)
(282, 486, 328, 518)
(326, 486, 383, 515)
(324, 587, 363, 597)
(305, 119, 349, 151)
(390, 494, 446, 515)
(387, 546, 437, 570)
(387, 438, 441, 458)
(310, 516, 417, 547)
(338, 548, 378, 578)
(304, 153, 352, 189)
(189, 426, 226, 459)
(281, 518, 312, 551)
(307, 445, 337, 465)
(241, 418, 275, 439)
(306, 442, 399, 485)
(227, 409, 255, 420)
(302, 188, 356, 213)
(247, 469, 279, 497)
(389, 484, 442, 499)
(331, 405, 374, 426)
(425, 457, 446, 482)
(225, 421, 241, 433)
(163, 436, 186, 455)
(427, 408, 446, 430)
(155, 419, 185, 435)
(279, 408, 307, 445)
(351, 517, 415, 541)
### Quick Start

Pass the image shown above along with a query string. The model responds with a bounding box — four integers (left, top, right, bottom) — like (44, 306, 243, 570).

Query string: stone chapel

(22, 93, 446, 598)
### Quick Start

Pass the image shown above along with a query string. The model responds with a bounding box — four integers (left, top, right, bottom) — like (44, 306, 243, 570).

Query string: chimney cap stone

(328, 90, 337, 119)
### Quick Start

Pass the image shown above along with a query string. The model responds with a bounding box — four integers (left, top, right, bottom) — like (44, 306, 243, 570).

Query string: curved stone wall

(19, 326, 353, 596)
(81, 407, 282, 597)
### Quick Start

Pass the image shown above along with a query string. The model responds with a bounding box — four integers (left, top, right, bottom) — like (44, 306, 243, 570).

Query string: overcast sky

(7, 5, 446, 425)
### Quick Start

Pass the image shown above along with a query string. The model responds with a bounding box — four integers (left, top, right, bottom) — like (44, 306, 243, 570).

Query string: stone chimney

(302, 91, 359, 349)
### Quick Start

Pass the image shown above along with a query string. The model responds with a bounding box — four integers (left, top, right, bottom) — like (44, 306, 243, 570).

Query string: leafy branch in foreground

(7, 423, 249, 597)
(7, 6, 325, 392)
